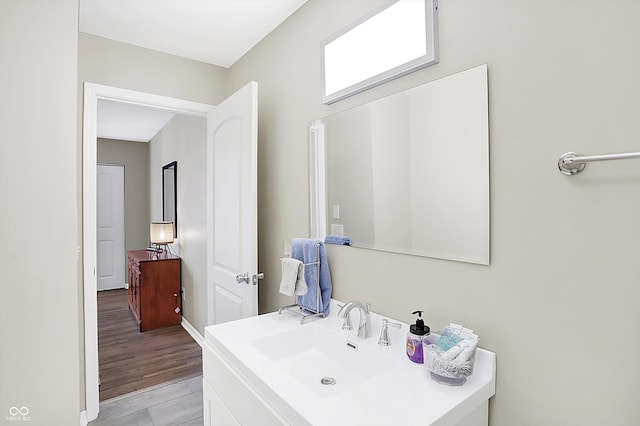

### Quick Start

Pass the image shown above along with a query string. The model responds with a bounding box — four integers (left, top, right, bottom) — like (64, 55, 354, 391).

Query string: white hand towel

(279, 258, 308, 296)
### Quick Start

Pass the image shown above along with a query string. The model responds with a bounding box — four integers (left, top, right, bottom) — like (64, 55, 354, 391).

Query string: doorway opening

(83, 83, 214, 421)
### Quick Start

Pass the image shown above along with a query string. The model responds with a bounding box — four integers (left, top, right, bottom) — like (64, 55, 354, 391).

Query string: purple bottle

(406, 310, 430, 364)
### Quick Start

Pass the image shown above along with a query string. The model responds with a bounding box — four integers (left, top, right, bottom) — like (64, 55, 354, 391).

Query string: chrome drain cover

(320, 377, 336, 385)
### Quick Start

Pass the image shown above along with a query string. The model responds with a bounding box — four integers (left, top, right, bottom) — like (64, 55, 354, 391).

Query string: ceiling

(79, 0, 308, 68)
(82, 0, 308, 142)
(97, 100, 176, 143)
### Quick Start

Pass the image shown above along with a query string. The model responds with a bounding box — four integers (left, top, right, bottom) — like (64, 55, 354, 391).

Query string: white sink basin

(251, 324, 394, 397)
(204, 299, 496, 425)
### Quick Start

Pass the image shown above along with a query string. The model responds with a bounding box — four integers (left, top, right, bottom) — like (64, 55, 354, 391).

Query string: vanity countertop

(204, 299, 496, 426)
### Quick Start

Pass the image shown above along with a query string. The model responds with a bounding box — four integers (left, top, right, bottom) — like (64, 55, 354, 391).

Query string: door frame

(82, 83, 214, 422)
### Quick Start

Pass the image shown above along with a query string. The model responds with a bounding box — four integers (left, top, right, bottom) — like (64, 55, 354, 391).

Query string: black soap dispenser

(406, 310, 430, 364)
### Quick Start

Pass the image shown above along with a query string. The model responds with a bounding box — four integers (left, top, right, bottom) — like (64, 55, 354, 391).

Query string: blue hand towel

(291, 238, 332, 316)
(325, 235, 352, 246)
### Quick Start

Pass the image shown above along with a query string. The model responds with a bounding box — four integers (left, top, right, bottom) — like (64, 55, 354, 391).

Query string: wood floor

(98, 289, 202, 401)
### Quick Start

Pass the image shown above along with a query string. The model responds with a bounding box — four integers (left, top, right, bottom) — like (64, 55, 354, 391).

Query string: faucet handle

(378, 318, 402, 346)
(337, 303, 354, 330)
(341, 312, 353, 330)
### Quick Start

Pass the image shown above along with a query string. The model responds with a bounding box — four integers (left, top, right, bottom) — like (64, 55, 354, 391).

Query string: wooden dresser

(127, 249, 181, 332)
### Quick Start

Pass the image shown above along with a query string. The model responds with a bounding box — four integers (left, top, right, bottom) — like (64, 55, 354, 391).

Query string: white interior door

(97, 164, 125, 291)
(207, 81, 259, 325)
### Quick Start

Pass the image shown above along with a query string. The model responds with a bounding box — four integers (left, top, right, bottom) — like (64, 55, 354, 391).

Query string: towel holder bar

(278, 243, 324, 324)
(279, 258, 319, 267)
(558, 151, 640, 175)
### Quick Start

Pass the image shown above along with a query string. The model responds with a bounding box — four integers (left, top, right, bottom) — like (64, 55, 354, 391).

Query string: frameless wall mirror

(162, 161, 177, 238)
(310, 64, 490, 265)
(321, 0, 438, 104)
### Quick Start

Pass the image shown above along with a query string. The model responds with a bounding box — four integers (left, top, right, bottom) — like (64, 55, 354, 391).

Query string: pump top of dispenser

(410, 310, 430, 336)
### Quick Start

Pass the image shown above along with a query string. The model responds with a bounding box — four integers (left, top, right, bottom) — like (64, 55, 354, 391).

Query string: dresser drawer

(127, 250, 181, 332)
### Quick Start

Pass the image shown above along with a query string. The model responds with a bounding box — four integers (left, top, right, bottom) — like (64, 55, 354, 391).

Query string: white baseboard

(181, 317, 203, 347)
(80, 410, 87, 426)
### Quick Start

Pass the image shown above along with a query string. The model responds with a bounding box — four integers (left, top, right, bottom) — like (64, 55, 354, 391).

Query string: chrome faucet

(338, 301, 372, 339)
(378, 318, 402, 346)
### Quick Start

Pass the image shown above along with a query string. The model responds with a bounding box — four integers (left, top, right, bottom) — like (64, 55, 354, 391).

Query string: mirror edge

(309, 121, 327, 240)
(162, 160, 178, 238)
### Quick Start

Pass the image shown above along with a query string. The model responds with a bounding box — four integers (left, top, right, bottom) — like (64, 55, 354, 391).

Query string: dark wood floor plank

(97, 289, 202, 401)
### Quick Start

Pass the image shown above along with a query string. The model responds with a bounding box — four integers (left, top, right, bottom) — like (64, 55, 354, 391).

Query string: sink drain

(320, 377, 336, 386)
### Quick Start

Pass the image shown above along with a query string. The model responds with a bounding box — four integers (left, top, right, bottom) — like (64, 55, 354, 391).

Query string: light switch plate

(330, 224, 344, 236)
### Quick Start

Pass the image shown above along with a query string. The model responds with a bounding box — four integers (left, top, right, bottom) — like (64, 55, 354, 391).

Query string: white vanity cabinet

(203, 300, 496, 426)
(203, 340, 288, 426)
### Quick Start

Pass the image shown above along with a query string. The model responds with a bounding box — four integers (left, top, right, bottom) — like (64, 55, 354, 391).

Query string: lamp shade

(150, 221, 174, 245)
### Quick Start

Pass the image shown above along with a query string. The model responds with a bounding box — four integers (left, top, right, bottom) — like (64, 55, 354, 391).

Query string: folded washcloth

(291, 238, 332, 316)
(325, 235, 352, 246)
(279, 258, 308, 296)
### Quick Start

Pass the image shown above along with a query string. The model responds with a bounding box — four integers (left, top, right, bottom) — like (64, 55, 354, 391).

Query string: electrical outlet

(181, 287, 186, 300)
(330, 224, 344, 236)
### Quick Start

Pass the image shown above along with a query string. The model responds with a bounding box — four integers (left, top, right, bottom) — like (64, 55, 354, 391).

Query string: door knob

(236, 272, 264, 285)
(252, 272, 264, 285)
(235, 272, 250, 284)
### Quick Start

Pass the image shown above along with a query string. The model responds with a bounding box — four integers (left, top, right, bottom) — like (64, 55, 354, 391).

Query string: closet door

(97, 164, 125, 291)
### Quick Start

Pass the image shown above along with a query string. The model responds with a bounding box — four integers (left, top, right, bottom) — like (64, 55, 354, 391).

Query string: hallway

(97, 289, 202, 401)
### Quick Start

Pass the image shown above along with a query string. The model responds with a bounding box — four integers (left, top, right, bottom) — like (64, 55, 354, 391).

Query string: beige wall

(97, 138, 150, 262)
(78, 33, 228, 106)
(148, 115, 208, 334)
(227, 0, 640, 424)
(0, 0, 81, 424)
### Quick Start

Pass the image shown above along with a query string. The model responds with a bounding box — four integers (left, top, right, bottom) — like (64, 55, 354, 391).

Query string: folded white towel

(279, 258, 308, 296)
